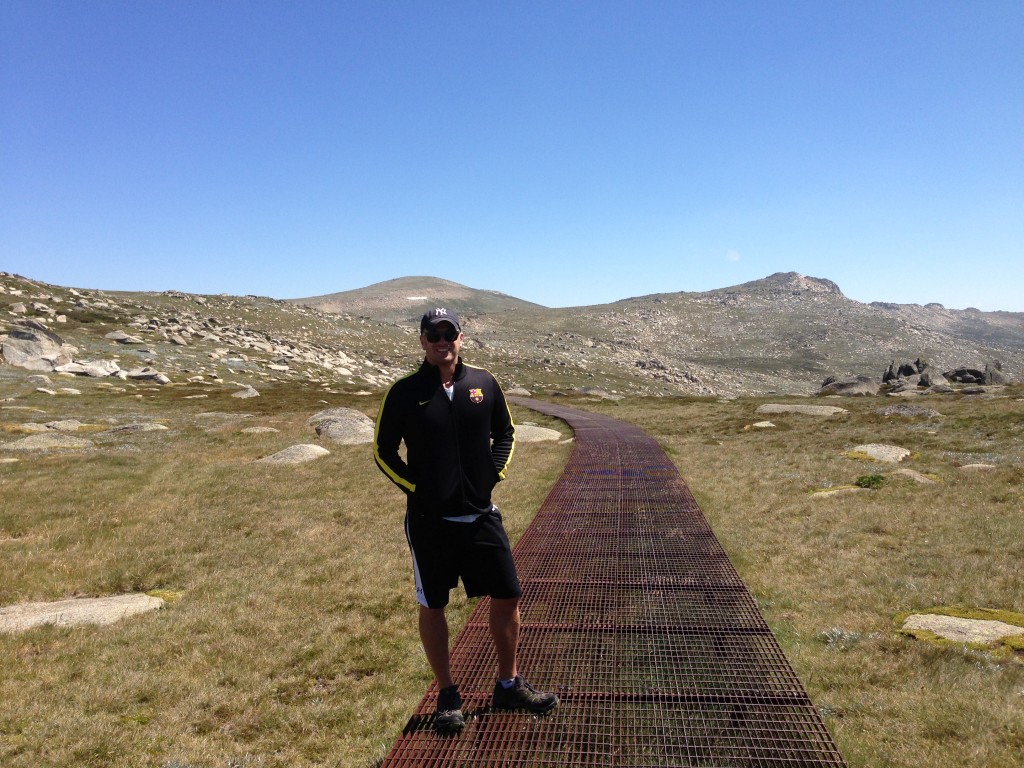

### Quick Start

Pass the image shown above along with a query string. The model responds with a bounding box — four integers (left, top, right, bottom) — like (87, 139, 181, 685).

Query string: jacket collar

(419, 357, 465, 383)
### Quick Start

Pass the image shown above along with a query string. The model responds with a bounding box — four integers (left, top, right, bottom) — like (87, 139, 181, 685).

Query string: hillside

(3, 271, 1023, 398)
(299, 271, 1024, 396)
(292, 276, 544, 324)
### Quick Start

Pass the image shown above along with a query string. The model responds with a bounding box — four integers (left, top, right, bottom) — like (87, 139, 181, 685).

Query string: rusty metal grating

(379, 398, 847, 767)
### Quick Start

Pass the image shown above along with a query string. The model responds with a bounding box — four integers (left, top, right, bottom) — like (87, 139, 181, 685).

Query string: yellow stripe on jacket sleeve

(495, 398, 515, 480)
(373, 380, 416, 493)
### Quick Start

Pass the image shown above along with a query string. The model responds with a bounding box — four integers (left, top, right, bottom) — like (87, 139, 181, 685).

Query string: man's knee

(420, 604, 447, 621)
(490, 596, 520, 615)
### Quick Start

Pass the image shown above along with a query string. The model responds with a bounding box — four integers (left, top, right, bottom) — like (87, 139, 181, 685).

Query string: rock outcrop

(0, 594, 166, 633)
(818, 375, 878, 396)
(821, 357, 1014, 397)
(1, 326, 73, 371)
(308, 408, 375, 445)
(256, 444, 331, 464)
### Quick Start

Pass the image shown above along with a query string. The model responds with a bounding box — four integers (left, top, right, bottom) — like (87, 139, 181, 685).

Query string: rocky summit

(2, 271, 1022, 398)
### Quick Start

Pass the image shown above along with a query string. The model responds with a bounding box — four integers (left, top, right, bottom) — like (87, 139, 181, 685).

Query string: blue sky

(2, 1, 1022, 311)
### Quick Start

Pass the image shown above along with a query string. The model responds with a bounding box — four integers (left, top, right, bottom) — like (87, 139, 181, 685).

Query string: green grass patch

(855, 474, 886, 489)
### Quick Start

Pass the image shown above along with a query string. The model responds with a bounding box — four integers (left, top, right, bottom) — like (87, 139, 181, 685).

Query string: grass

(2, 375, 1023, 767)
(0, 380, 569, 767)
(576, 390, 1024, 768)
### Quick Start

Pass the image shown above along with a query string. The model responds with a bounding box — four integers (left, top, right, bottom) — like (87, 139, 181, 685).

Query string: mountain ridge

(294, 270, 1023, 396)
(3, 271, 1022, 398)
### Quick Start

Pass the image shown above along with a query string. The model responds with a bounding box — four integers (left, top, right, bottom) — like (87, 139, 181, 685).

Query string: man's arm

(374, 383, 416, 493)
(490, 380, 515, 480)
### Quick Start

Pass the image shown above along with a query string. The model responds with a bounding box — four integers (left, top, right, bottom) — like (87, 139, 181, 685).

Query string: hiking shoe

(434, 685, 465, 734)
(492, 676, 559, 714)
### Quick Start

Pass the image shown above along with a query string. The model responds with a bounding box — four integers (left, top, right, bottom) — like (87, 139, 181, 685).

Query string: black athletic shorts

(404, 508, 523, 609)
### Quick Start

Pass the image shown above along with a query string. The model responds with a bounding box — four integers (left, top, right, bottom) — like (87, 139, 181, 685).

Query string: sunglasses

(424, 327, 459, 343)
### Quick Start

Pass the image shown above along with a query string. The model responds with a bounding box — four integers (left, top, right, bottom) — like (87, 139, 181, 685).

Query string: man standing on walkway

(373, 307, 559, 734)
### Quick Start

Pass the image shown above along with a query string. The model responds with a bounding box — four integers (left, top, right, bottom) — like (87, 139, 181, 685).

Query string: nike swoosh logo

(419, 399, 432, 406)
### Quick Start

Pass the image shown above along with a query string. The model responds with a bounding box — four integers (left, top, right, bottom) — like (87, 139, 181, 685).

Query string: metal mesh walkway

(379, 398, 847, 767)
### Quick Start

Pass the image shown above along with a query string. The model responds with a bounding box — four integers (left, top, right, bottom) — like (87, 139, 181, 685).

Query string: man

(373, 307, 558, 734)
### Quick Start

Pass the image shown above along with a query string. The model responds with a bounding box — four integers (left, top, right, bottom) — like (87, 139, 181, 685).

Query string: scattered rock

(902, 613, 1023, 645)
(240, 426, 279, 434)
(124, 367, 170, 384)
(104, 330, 145, 344)
(750, 421, 776, 429)
(919, 371, 949, 388)
(943, 367, 987, 385)
(849, 444, 910, 463)
(11, 423, 51, 433)
(890, 468, 938, 484)
(506, 387, 532, 397)
(959, 463, 997, 471)
(817, 375, 878, 396)
(43, 419, 86, 432)
(231, 386, 260, 399)
(105, 423, 169, 433)
(884, 358, 929, 383)
(811, 487, 866, 499)
(886, 388, 924, 398)
(515, 424, 562, 442)
(311, 408, 374, 444)
(875, 404, 941, 419)
(3, 433, 94, 451)
(1, 327, 73, 371)
(55, 359, 121, 377)
(875, 358, 1012, 394)
(256, 444, 330, 464)
(0, 593, 165, 633)
(578, 387, 624, 401)
(756, 404, 847, 417)
(306, 407, 357, 425)
(984, 360, 1008, 385)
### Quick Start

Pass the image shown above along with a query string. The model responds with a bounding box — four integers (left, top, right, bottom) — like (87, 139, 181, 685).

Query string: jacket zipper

(446, 379, 470, 510)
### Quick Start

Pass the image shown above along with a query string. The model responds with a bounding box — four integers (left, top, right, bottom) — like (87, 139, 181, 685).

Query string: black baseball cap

(420, 308, 461, 333)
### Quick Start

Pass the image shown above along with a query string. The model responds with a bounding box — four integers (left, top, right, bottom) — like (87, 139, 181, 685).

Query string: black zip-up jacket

(374, 358, 515, 518)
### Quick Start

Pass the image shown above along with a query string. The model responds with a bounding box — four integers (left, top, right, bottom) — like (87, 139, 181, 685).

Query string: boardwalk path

(380, 398, 847, 767)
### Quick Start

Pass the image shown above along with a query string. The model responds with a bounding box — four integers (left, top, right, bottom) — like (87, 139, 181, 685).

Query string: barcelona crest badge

(469, 388, 484, 403)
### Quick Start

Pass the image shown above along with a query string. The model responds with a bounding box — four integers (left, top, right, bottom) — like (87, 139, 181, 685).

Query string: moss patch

(146, 589, 184, 604)
(896, 606, 1024, 662)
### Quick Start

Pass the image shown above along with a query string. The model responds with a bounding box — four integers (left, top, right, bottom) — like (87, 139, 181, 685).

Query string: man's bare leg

(489, 596, 521, 681)
(419, 605, 454, 689)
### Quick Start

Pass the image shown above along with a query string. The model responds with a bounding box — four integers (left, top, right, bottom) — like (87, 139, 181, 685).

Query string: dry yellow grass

(580, 391, 1024, 767)
(2, 380, 1022, 767)
(0, 383, 569, 767)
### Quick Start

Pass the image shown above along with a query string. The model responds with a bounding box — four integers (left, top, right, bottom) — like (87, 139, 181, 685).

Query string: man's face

(420, 321, 462, 368)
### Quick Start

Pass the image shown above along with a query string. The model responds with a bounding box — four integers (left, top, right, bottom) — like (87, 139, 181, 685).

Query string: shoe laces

(517, 677, 541, 693)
